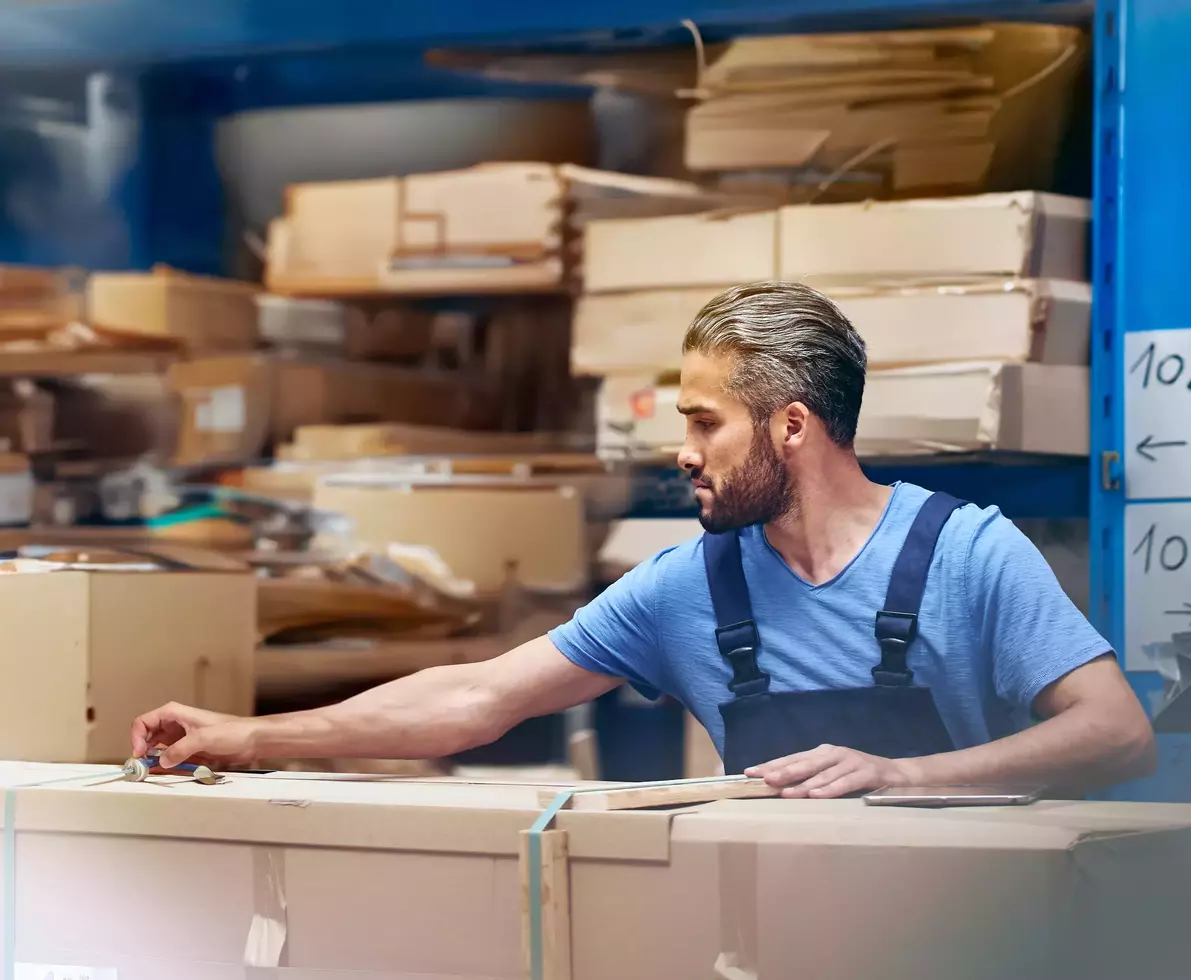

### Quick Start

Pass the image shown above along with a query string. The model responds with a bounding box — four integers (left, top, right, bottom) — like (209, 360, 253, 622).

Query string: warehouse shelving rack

(0, 0, 1185, 799)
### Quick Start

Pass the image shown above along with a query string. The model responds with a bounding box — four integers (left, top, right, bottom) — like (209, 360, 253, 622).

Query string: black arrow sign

(1136, 435, 1189, 461)
(1165, 603, 1191, 616)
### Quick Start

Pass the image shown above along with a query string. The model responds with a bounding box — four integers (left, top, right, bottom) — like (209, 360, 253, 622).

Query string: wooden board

(539, 774, 780, 811)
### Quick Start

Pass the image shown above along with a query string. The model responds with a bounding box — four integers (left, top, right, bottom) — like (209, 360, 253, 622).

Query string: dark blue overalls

(702, 491, 965, 775)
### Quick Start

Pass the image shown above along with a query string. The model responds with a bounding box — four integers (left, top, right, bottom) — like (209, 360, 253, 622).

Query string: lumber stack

(685, 23, 1088, 202)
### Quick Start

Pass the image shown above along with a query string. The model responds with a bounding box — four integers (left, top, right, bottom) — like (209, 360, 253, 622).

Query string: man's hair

(682, 280, 867, 447)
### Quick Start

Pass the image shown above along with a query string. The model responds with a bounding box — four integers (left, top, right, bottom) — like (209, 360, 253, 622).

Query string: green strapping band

(527, 775, 746, 979)
(5, 771, 111, 980)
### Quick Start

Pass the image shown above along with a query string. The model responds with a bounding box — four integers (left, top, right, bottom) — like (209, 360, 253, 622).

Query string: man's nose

(677, 442, 702, 472)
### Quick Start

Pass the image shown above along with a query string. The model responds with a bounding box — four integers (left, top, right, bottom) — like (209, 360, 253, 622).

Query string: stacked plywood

(575, 191, 1092, 459)
(684, 23, 1088, 201)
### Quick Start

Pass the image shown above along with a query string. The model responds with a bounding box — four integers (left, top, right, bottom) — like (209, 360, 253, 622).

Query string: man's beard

(694, 428, 796, 534)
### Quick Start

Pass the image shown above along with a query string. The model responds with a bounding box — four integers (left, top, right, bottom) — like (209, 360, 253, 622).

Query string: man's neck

(764, 453, 893, 586)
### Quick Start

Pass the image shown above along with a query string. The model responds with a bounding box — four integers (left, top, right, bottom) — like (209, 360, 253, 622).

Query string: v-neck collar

(757, 482, 903, 592)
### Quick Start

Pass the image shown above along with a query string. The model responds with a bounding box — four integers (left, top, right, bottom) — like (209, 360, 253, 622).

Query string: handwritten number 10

(1130, 341, 1191, 388)
(1134, 523, 1189, 573)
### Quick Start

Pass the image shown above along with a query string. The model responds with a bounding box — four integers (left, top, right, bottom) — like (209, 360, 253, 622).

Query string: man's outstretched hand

(130, 702, 261, 770)
(745, 743, 919, 799)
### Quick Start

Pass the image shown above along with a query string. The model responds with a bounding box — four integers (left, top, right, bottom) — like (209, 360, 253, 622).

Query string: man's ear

(780, 401, 812, 447)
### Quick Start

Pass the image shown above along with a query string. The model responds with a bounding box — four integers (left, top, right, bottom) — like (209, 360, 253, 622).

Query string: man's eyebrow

(678, 403, 716, 416)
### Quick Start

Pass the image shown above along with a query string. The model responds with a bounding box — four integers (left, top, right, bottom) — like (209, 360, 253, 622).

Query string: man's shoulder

(895, 482, 1014, 551)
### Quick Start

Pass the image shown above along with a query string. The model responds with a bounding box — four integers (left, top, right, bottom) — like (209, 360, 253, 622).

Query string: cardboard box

(0, 454, 32, 526)
(597, 361, 1088, 459)
(2, 768, 1190, 979)
(88, 266, 260, 352)
(313, 477, 589, 593)
(0, 551, 254, 764)
(837, 279, 1091, 368)
(574, 279, 1089, 375)
(573, 287, 719, 375)
(54, 356, 500, 469)
(583, 210, 777, 293)
(779, 192, 1090, 283)
(857, 361, 1089, 456)
(268, 356, 501, 440)
(169, 355, 275, 466)
(267, 163, 734, 297)
(596, 374, 684, 460)
(684, 24, 1087, 197)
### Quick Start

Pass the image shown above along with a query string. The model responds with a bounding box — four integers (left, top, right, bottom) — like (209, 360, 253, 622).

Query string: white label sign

(1125, 502, 1191, 669)
(1125, 329, 1191, 499)
(15, 966, 117, 980)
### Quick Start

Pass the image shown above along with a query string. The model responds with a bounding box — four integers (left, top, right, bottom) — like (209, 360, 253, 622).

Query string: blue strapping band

(527, 775, 750, 979)
(527, 789, 574, 980)
(5, 771, 111, 980)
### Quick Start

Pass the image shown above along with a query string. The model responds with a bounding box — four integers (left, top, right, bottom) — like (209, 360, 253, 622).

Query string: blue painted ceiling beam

(0, 0, 1090, 68)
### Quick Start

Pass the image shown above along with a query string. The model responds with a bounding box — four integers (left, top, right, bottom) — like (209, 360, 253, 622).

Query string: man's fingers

(796, 761, 854, 793)
(760, 748, 845, 787)
(745, 744, 836, 778)
(808, 770, 875, 800)
(157, 732, 205, 770)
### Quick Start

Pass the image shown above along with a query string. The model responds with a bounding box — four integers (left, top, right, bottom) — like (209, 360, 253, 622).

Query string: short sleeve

(965, 509, 1113, 711)
(547, 548, 673, 701)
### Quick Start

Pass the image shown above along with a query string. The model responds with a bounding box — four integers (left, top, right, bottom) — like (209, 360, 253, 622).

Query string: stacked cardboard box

(576, 191, 1092, 458)
(0, 264, 517, 528)
(1, 766, 1189, 978)
(684, 23, 1088, 201)
(0, 544, 255, 764)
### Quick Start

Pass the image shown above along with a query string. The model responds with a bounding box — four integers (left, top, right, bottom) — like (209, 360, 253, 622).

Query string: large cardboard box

(574, 279, 1089, 375)
(573, 287, 718, 375)
(857, 361, 1089, 456)
(0, 552, 255, 764)
(88, 266, 260, 352)
(779, 192, 1090, 283)
(1, 768, 1190, 979)
(53, 356, 500, 468)
(836, 279, 1090, 368)
(596, 362, 1089, 459)
(267, 163, 733, 297)
(583, 210, 777, 294)
(313, 476, 589, 593)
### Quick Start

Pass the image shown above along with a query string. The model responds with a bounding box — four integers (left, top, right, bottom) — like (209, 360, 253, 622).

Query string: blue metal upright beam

(1094, 0, 1191, 802)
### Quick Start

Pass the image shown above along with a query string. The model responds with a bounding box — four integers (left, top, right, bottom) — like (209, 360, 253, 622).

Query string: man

(132, 281, 1156, 797)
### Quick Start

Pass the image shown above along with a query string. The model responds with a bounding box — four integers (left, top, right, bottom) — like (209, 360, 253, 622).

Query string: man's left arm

(748, 515, 1157, 799)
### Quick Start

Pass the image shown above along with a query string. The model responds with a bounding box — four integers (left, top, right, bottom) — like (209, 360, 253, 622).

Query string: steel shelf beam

(0, 0, 1088, 67)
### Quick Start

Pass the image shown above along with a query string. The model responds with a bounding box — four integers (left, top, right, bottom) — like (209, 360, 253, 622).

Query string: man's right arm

(136, 635, 620, 770)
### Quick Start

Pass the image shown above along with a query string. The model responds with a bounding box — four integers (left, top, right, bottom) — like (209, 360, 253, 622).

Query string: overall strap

(873, 491, 966, 687)
(702, 531, 771, 697)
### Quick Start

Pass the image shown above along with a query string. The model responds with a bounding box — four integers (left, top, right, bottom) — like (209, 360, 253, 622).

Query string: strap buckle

(715, 620, 770, 697)
(873, 610, 917, 687)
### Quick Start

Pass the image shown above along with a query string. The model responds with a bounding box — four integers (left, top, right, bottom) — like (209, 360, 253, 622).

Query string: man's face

(677, 351, 795, 533)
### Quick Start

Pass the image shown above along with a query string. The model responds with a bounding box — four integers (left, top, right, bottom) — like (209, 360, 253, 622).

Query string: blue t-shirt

(549, 482, 1111, 759)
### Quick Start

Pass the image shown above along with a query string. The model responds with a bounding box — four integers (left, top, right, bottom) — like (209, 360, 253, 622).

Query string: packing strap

(527, 774, 761, 980)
